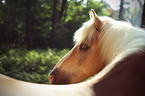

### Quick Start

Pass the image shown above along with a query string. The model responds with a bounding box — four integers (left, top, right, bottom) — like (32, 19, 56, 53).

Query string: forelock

(73, 19, 97, 45)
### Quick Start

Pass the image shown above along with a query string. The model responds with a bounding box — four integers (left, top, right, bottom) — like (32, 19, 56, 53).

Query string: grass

(0, 48, 70, 84)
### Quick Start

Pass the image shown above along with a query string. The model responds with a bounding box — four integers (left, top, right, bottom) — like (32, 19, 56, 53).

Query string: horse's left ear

(90, 9, 102, 30)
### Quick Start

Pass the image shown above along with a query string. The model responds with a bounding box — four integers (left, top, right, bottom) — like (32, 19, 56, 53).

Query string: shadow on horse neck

(92, 51, 145, 96)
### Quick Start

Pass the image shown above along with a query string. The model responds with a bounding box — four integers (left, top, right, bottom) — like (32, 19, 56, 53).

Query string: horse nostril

(49, 75, 54, 84)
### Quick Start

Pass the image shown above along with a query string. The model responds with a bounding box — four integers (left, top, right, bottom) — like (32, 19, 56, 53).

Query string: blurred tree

(119, 0, 125, 20)
(0, 0, 26, 53)
(137, 0, 143, 9)
(0, 0, 110, 50)
(124, 0, 143, 27)
(50, 0, 57, 48)
(53, 0, 110, 49)
(26, 0, 32, 49)
(59, 0, 67, 21)
(141, 3, 145, 28)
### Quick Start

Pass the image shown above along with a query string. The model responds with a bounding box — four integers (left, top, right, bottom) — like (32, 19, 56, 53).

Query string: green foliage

(0, 0, 111, 83)
(0, 48, 69, 84)
(54, 0, 111, 48)
(125, 7, 142, 27)
(0, 0, 110, 49)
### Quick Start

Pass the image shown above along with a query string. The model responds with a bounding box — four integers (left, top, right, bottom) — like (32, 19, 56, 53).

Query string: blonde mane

(73, 18, 98, 45)
(73, 15, 145, 85)
(73, 15, 145, 65)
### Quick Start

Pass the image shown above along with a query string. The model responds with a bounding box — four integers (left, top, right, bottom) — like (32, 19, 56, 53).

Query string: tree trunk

(60, 0, 67, 21)
(119, 0, 125, 20)
(137, 0, 143, 9)
(26, 0, 32, 49)
(141, 3, 145, 28)
(50, 0, 57, 48)
(11, 17, 16, 45)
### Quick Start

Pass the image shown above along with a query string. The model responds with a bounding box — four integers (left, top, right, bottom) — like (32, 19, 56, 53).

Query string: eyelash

(79, 43, 89, 50)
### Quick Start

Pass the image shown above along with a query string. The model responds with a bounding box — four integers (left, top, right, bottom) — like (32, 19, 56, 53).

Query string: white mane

(73, 18, 97, 45)
(73, 16, 145, 64)
(73, 15, 145, 86)
(99, 17, 145, 63)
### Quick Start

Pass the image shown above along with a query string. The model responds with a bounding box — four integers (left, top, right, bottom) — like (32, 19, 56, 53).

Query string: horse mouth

(49, 68, 70, 84)
(49, 75, 70, 84)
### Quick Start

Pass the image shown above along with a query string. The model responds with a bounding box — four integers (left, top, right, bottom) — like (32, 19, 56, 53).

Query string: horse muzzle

(49, 68, 70, 84)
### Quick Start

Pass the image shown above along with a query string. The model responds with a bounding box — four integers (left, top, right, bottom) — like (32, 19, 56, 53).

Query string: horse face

(49, 41, 105, 84)
(49, 9, 104, 84)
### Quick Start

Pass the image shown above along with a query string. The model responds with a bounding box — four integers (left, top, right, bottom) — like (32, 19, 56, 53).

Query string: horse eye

(79, 43, 89, 50)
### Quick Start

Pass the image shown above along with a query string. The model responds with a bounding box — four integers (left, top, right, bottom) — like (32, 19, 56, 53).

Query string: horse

(0, 9, 145, 96)
(0, 47, 145, 96)
(49, 9, 145, 84)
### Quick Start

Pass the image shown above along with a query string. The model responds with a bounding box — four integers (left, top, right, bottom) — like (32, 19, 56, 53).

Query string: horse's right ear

(90, 9, 102, 30)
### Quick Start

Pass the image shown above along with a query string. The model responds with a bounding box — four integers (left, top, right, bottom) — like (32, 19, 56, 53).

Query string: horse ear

(90, 9, 102, 30)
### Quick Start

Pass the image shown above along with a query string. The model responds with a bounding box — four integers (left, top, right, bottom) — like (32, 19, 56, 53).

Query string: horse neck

(98, 21, 145, 64)
(84, 26, 145, 87)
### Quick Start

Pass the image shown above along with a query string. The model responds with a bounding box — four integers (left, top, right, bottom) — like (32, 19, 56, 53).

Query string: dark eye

(79, 43, 89, 50)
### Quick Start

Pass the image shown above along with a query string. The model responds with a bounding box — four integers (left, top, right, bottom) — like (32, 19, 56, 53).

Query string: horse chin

(50, 78, 70, 84)
(49, 76, 70, 84)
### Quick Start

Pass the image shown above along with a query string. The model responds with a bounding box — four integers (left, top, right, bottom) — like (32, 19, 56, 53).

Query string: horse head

(49, 9, 106, 84)
(49, 9, 144, 84)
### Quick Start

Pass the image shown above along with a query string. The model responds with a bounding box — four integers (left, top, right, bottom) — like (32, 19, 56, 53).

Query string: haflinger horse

(0, 9, 145, 96)
(49, 9, 145, 84)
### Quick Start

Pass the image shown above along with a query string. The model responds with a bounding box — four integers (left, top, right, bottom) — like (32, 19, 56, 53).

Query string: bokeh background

(0, 0, 144, 84)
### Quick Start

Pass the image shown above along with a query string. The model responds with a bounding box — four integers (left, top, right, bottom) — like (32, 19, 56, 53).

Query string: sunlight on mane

(73, 16, 133, 46)
(99, 16, 145, 63)
(73, 15, 145, 64)
(73, 18, 97, 45)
